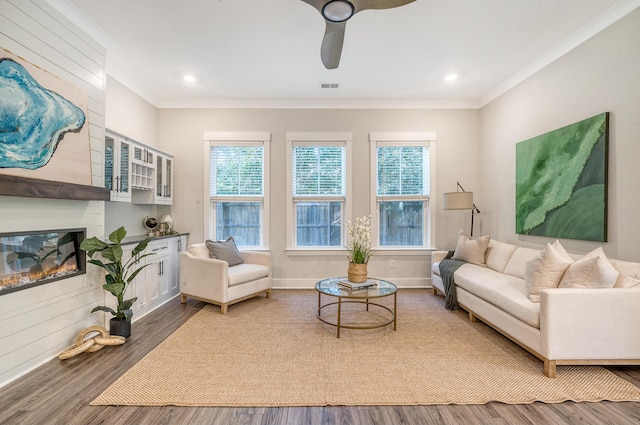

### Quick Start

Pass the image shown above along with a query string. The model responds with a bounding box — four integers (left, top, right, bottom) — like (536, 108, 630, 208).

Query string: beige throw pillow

(525, 240, 573, 302)
(558, 247, 619, 289)
(451, 231, 490, 266)
(485, 240, 518, 273)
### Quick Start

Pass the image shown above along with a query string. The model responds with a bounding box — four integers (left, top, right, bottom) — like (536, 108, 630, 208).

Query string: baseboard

(272, 277, 431, 289)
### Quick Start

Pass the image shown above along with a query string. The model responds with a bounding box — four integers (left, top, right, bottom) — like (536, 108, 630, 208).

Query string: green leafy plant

(80, 227, 153, 322)
(346, 215, 373, 264)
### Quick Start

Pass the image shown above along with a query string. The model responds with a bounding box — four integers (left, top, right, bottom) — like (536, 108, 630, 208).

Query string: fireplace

(0, 228, 86, 295)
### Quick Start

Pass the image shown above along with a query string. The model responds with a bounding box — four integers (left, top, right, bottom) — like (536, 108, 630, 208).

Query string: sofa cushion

(453, 264, 540, 328)
(611, 258, 640, 288)
(525, 240, 573, 302)
(485, 240, 518, 273)
(558, 247, 618, 289)
(227, 264, 270, 287)
(503, 247, 541, 279)
(452, 231, 490, 266)
(206, 237, 244, 266)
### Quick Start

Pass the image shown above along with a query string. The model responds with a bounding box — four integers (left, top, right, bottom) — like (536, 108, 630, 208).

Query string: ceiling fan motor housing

(322, 0, 355, 22)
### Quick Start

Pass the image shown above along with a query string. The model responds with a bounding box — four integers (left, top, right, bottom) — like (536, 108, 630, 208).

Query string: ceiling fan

(300, 0, 416, 69)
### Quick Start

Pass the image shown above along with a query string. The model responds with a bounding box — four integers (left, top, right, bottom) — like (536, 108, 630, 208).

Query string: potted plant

(345, 215, 373, 282)
(80, 226, 153, 338)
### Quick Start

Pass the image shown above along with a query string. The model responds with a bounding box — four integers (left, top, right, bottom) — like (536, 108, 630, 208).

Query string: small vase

(347, 262, 368, 283)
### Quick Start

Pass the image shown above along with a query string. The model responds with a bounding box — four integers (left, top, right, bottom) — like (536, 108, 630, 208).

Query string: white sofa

(180, 243, 272, 314)
(431, 239, 640, 377)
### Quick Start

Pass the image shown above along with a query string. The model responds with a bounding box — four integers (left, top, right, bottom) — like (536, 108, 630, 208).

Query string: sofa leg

(180, 294, 187, 304)
(468, 312, 477, 322)
(544, 360, 557, 378)
(220, 304, 228, 314)
(266, 289, 272, 299)
(432, 287, 438, 295)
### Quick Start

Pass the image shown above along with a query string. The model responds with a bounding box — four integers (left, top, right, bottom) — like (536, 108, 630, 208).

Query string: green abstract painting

(515, 112, 608, 242)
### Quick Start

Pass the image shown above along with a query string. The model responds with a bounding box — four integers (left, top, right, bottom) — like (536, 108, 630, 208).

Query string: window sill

(285, 247, 436, 257)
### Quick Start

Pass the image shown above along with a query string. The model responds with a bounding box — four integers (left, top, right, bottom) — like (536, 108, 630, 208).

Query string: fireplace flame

(0, 262, 80, 289)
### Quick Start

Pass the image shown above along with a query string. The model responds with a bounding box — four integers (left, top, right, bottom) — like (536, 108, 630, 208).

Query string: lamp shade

(442, 191, 473, 210)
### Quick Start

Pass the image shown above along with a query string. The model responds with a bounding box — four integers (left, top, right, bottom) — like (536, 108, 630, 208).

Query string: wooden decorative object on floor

(58, 326, 126, 360)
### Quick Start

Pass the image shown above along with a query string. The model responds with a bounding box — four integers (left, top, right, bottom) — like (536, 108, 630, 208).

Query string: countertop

(121, 232, 189, 246)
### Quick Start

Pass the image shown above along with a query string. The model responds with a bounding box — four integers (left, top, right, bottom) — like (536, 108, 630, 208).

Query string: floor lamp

(442, 182, 481, 236)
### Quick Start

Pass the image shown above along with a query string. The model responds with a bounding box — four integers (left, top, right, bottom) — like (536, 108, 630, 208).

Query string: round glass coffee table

(315, 277, 397, 338)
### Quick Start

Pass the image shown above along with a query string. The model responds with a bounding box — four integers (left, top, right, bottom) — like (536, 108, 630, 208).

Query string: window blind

(376, 146, 429, 197)
(210, 146, 263, 197)
(293, 146, 345, 197)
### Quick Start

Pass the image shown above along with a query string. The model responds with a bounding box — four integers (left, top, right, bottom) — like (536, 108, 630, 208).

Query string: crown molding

(479, 0, 640, 107)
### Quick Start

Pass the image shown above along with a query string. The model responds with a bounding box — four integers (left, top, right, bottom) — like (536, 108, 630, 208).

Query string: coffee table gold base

(316, 297, 397, 338)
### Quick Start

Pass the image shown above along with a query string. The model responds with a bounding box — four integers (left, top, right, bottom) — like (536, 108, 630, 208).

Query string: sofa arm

(240, 251, 271, 272)
(540, 288, 640, 360)
(431, 251, 449, 264)
(180, 251, 228, 301)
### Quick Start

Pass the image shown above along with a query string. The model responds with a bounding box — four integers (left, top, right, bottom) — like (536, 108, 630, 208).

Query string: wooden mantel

(0, 174, 110, 201)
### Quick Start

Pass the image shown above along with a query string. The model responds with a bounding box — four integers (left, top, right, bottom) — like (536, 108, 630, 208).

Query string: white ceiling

(53, 0, 639, 108)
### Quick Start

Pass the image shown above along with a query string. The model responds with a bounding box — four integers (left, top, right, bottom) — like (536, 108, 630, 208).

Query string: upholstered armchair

(179, 243, 272, 313)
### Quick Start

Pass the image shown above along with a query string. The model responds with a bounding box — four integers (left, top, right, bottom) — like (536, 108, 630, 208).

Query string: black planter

(109, 318, 132, 338)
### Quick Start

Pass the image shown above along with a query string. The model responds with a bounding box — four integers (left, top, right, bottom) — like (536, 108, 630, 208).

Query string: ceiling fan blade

(352, 0, 416, 14)
(299, 0, 326, 14)
(321, 20, 347, 69)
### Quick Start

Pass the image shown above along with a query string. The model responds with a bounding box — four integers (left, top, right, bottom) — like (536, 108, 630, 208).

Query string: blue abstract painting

(0, 58, 86, 170)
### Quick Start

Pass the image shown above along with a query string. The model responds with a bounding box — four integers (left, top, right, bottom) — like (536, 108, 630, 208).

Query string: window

(286, 133, 352, 249)
(205, 133, 270, 248)
(370, 133, 436, 249)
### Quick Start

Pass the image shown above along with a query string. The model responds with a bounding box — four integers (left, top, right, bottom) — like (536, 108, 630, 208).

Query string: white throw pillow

(485, 240, 518, 273)
(614, 274, 640, 288)
(525, 240, 573, 302)
(451, 231, 490, 266)
(559, 247, 619, 289)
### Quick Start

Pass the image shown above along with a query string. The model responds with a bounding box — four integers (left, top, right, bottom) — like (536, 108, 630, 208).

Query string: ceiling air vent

(320, 83, 339, 89)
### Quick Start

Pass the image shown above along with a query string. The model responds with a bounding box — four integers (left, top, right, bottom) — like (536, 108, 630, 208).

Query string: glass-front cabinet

(155, 153, 173, 205)
(105, 129, 174, 205)
(104, 132, 131, 202)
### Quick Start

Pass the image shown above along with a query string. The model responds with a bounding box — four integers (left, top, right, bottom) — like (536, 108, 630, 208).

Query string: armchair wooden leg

(221, 304, 228, 314)
(180, 294, 187, 303)
(266, 289, 272, 299)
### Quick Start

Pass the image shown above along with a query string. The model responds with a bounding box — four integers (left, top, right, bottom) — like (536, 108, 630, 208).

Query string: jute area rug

(92, 289, 640, 407)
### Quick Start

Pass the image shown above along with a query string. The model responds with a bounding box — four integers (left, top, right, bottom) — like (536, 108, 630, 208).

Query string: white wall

(157, 108, 480, 288)
(0, 0, 106, 386)
(479, 8, 640, 261)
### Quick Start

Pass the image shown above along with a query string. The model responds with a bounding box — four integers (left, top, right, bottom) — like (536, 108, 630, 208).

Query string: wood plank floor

(1, 289, 639, 425)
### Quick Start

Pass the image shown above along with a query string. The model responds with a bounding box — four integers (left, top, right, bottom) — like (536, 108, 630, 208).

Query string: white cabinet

(130, 144, 155, 191)
(104, 132, 132, 202)
(146, 241, 170, 304)
(155, 153, 173, 205)
(168, 234, 187, 295)
(118, 236, 186, 323)
(104, 129, 174, 205)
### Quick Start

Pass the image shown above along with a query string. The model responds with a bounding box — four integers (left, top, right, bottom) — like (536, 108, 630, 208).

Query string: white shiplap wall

(0, 0, 107, 386)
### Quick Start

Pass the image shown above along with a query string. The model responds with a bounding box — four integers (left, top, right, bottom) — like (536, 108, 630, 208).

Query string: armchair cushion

(205, 237, 244, 266)
(228, 263, 270, 287)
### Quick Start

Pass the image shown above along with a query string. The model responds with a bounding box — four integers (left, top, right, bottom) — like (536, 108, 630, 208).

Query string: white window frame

(286, 132, 352, 252)
(203, 132, 271, 249)
(369, 132, 437, 251)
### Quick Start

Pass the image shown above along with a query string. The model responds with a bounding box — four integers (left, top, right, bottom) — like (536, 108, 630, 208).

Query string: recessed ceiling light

(183, 74, 197, 83)
(444, 73, 458, 82)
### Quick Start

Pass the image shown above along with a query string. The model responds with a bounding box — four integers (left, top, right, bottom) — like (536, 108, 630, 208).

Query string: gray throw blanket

(438, 251, 466, 310)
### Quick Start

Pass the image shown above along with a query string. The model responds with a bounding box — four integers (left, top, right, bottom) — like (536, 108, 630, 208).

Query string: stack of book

(339, 279, 376, 290)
